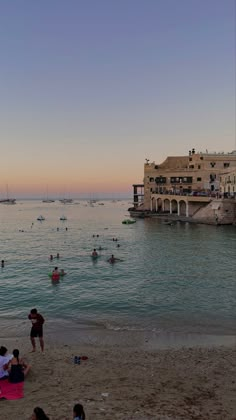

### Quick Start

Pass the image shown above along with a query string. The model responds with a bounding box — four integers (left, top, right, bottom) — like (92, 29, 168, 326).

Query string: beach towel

(0, 379, 24, 400)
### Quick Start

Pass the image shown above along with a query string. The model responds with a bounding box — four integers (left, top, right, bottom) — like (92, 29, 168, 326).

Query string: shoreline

(1, 317, 236, 350)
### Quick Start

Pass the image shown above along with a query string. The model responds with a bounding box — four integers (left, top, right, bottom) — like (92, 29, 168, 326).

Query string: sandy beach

(0, 329, 236, 420)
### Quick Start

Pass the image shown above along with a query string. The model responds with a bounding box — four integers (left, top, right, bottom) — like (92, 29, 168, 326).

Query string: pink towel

(0, 379, 24, 400)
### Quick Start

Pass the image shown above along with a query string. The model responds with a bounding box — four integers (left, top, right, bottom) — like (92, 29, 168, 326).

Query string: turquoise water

(0, 200, 236, 336)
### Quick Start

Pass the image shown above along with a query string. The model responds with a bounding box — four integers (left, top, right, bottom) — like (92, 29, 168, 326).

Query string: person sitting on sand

(8, 349, 31, 383)
(31, 407, 50, 420)
(92, 249, 98, 257)
(73, 403, 86, 420)
(0, 346, 13, 380)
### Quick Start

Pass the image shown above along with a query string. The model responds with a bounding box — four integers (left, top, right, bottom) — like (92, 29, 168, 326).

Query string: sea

(0, 199, 236, 347)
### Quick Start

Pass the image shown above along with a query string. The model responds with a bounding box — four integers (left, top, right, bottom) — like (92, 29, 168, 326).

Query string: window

(224, 163, 230, 168)
(171, 177, 192, 183)
(189, 165, 194, 169)
(197, 177, 202, 181)
(189, 158, 192, 161)
(149, 177, 154, 182)
(198, 165, 201, 169)
(200, 156, 203, 160)
(155, 177, 166, 184)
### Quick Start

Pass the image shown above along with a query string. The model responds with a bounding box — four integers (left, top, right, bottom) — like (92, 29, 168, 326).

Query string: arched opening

(171, 200, 178, 214)
(179, 200, 187, 216)
(163, 199, 170, 213)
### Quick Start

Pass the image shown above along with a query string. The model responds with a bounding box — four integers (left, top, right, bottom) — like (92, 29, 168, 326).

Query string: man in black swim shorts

(28, 308, 45, 352)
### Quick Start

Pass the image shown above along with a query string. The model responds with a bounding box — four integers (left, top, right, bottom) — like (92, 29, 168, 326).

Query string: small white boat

(37, 215, 45, 221)
(60, 215, 67, 221)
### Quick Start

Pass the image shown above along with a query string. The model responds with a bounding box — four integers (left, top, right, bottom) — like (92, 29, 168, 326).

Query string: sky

(0, 0, 235, 198)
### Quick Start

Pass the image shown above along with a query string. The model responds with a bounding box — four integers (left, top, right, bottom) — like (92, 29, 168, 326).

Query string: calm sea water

(0, 200, 235, 338)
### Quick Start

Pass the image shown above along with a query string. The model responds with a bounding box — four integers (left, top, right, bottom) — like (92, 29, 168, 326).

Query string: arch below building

(179, 200, 187, 216)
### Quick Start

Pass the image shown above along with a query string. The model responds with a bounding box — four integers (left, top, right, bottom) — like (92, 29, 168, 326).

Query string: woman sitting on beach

(73, 403, 86, 420)
(8, 349, 31, 383)
(31, 407, 50, 420)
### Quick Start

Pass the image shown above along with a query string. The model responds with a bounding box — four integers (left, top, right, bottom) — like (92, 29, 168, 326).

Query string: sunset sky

(0, 0, 235, 198)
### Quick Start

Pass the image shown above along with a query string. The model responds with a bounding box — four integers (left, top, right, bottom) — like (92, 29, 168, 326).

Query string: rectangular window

(198, 165, 201, 169)
(224, 163, 230, 168)
(149, 177, 154, 182)
(189, 165, 194, 169)
(197, 177, 202, 181)
(155, 177, 166, 184)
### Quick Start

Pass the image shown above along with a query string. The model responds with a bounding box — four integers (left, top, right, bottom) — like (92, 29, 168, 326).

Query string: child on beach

(73, 403, 86, 420)
(31, 407, 50, 420)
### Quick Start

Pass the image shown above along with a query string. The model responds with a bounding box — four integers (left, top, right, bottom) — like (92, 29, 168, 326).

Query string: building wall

(144, 151, 236, 209)
(220, 168, 236, 197)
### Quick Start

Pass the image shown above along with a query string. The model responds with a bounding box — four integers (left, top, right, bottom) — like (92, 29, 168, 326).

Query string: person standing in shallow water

(28, 308, 45, 352)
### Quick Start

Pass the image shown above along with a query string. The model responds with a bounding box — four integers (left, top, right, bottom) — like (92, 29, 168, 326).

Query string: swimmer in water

(107, 254, 121, 264)
(92, 249, 98, 257)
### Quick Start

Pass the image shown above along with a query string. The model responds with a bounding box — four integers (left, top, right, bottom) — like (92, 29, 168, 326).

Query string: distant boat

(42, 186, 54, 203)
(0, 185, 16, 205)
(60, 215, 67, 221)
(59, 198, 73, 204)
(37, 215, 45, 221)
(0, 198, 16, 205)
(122, 219, 136, 225)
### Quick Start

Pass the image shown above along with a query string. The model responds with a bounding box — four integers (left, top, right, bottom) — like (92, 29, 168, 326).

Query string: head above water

(0, 346, 7, 356)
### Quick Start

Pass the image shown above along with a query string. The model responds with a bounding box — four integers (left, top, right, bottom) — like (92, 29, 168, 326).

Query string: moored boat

(122, 219, 136, 225)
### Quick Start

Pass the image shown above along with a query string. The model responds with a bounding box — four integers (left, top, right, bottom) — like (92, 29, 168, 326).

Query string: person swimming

(92, 249, 98, 257)
(107, 254, 121, 263)
(52, 267, 60, 281)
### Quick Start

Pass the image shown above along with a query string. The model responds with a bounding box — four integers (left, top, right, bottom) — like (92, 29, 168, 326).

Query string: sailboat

(0, 185, 16, 205)
(42, 186, 55, 203)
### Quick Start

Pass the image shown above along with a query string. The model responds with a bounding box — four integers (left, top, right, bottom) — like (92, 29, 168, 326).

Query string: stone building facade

(143, 149, 236, 209)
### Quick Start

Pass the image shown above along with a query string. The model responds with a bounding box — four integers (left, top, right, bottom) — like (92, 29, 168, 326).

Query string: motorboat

(122, 219, 136, 225)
